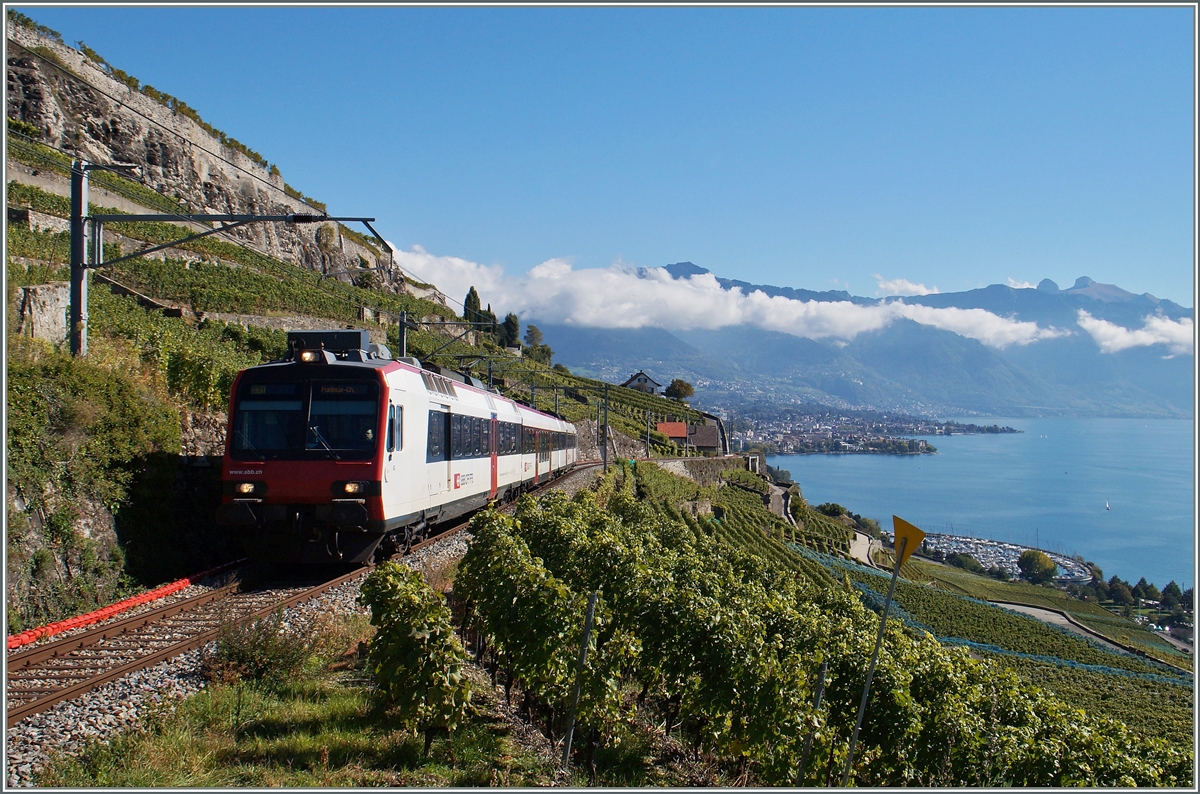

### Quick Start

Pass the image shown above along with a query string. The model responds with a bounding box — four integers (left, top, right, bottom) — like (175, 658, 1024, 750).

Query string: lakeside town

(725, 407, 1018, 455)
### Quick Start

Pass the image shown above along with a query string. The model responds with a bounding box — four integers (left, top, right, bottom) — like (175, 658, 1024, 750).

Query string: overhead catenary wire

(7, 110, 446, 311)
(6, 130, 438, 326)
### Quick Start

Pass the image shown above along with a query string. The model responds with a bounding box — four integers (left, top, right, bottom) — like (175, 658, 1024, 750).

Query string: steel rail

(5, 566, 367, 727)
(7, 581, 242, 671)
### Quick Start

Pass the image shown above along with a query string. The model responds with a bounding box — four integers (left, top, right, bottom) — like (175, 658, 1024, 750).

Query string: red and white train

(218, 330, 577, 563)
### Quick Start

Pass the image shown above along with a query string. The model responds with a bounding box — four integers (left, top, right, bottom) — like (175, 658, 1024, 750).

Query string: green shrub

(359, 562, 472, 750)
(203, 608, 321, 685)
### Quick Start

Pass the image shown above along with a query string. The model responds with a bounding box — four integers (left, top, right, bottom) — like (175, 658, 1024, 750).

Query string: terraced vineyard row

(801, 546, 1188, 681)
(449, 465, 1190, 785)
(909, 560, 1192, 669)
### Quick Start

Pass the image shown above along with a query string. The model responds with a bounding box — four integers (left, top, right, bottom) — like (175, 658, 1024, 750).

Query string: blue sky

(17, 5, 1197, 307)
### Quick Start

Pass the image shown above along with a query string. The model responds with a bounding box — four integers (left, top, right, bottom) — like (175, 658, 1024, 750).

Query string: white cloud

(890, 301, 1071, 347)
(1007, 278, 1037, 289)
(388, 243, 506, 312)
(1077, 310, 1194, 356)
(387, 245, 1071, 350)
(874, 274, 939, 296)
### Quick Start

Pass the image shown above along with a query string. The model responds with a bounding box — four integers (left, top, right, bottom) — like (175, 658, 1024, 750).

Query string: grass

(35, 652, 748, 787)
(37, 673, 552, 787)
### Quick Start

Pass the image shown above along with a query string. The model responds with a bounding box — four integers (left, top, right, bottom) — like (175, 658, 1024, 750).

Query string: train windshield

(231, 378, 379, 460)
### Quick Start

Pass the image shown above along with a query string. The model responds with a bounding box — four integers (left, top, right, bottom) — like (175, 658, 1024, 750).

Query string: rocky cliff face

(6, 21, 411, 294)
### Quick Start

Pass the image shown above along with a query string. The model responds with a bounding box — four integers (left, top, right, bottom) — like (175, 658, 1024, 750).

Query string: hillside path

(991, 602, 1125, 653)
(848, 530, 876, 569)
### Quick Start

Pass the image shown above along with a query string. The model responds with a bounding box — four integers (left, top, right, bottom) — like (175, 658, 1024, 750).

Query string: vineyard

(432, 465, 1191, 785)
(909, 559, 1193, 670)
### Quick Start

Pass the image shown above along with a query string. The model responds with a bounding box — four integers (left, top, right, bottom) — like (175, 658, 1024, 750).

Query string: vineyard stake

(840, 536, 907, 786)
(797, 659, 828, 785)
(562, 590, 598, 767)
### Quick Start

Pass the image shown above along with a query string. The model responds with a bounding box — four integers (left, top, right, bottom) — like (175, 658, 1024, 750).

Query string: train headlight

(331, 480, 378, 497)
(299, 349, 320, 363)
(226, 480, 266, 497)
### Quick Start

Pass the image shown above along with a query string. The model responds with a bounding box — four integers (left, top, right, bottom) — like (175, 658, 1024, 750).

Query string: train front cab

(217, 358, 391, 565)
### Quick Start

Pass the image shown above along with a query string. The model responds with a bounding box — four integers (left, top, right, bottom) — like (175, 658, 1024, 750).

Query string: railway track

(6, 566, 367, 727)
(6, 461, 606, 729)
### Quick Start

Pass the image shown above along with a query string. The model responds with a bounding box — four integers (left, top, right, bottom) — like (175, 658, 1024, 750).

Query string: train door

(427, 407, 451, 500)
(533, 429, 540, 484)
(489, 414, 498, 500)
(386, 391, 410, 515)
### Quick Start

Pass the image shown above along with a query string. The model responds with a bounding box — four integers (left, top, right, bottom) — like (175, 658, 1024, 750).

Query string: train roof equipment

(286, 329, 392, 364)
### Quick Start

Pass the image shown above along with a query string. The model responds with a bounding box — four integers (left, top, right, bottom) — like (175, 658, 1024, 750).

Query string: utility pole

(69, 160, 89, 356)
(603, 383, 609, 472)
(71, 203, 381, 357)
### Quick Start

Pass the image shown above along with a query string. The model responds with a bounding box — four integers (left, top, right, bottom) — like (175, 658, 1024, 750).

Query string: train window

(232, 383, 303, 457)
(482, 421, 491, 456)
(426, 411, 446, 462)
(450, 415, 462, 459)
(307, 382, 378, 455)
(386, 405, 402, 452)
(472, 418, 482, 457)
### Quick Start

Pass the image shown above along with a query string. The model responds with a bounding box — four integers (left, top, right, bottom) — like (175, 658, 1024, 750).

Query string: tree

(500, 313, 520, 348)
(1108, 580, 1135, 606)
(946, 552, 985, 574)
(1132, 578, 1161, 604)
(1161, 580, 1182, 610)
(480, 303, 498, 335)
(527, 343, 554, 365)
(463, 286, 481, 324)
(1017, 549, 1058, 585)
(664, 378, 694, 402)
(524, 325, 544, 348)
(552, 363, 571, 375)
(987, 565, 1011, 581)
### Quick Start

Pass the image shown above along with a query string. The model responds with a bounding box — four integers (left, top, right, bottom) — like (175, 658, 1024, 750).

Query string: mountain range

(532, 264, 1194, 418)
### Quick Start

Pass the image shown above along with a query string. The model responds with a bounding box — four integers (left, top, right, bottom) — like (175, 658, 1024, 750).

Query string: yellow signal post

(840, 515, 926, 786)
(892, 515, 926, 568)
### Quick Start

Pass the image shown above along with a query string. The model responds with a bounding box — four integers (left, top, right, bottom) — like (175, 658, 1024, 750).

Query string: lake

(767, 417, 1195, 590)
